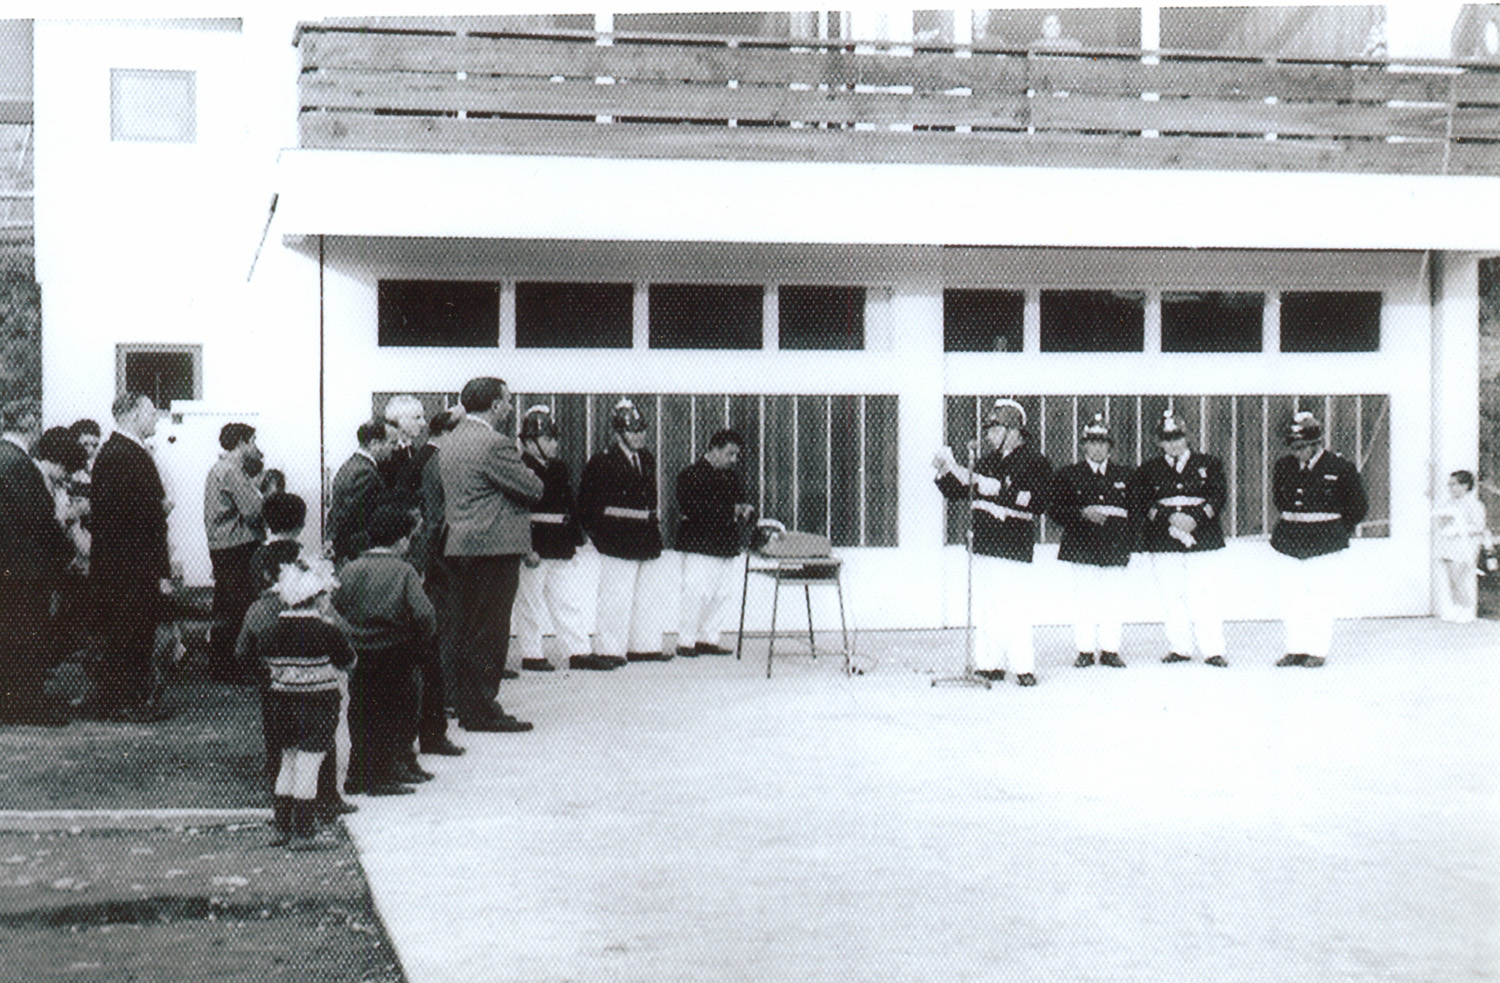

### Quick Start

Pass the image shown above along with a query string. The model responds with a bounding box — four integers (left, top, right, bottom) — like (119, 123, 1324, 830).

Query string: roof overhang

(274, 149, 1500, 252)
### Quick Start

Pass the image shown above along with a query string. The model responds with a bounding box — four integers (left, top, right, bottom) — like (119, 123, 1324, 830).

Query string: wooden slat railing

(298, 20, 1500, 176)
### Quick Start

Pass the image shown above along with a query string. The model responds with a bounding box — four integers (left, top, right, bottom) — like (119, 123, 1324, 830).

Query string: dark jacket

(935, 441, 1052, 563)
(1270, 450, 1368, 559)
(675, 459, 748, 559)
(578, 444, 662, 561)
(0, 440, 73, 580)
(90, 432, 171, 587)
(328, 452, 386, 563)
(522, 452, 585, 561)
(1130, 451, 1227, 553)
(1048, 459, 1135, 567)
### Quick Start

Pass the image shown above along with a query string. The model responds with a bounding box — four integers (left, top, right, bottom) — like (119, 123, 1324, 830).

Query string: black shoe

(627, 651, 673, 662)
(695, 642, 734, 656)
(568, 655, 616, 671)
(1204, 656, 1229, 668)
(1016, 673, 1037, 687)
(1099, 652, 1126, 668)
(1074, 653, 1095, 668)
(395, 763, 434, 783)
(1302, 656, 1326, 668)
(500, 669, 520, 680)
(1161, 653, 1191, 664)
(521, 658, 556, 672)
(317, 798, 359, 819)
(599, 655, 628, 668)
(675, 646, 700, 658)
(1275, 653, 1307, 667)
(974, 669, 1005, 682)
(420, 737, 466, 757)
(462, 716, 534, 733)
(348, 781, 416, 796)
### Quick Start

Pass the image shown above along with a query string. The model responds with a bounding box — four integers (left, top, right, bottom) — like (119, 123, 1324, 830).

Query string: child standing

(258, 559, 354, 850)
(334, 505, 437, 796)
(1433, 470, 1494, 623)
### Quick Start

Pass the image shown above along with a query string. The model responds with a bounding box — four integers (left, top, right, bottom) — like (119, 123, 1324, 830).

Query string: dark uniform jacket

(935, 442, 1051, 563)
(1270, 450, 1368, 559)
(675, 459, 748, 559)
(578, 445, 662, 562)
(0, 440, 73, 580)
(90, 432, 171, 588)
(1130, 451, 1227, 553)
(522, 452, 585, 561)
(1048, 459, 1135, 567)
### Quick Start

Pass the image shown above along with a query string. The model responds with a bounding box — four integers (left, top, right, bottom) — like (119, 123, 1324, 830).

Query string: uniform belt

(1156, 496, 1206, 508)
(1092, 505, 1129, 519)
(972, 500, 1034, 522)
(531, 513, 568, 524)
(1280, 511, 1341, 523)
(603, 506, 654, 521)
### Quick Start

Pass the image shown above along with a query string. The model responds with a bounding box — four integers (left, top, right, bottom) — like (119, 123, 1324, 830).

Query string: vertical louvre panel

(554, 393, 590, 489)
(1358, 394, 1391, 538)
(727, 394, 762, 515)
(659, 394, 693, 547)
(829, 394, 863, 548)
(1205, 395, 1235, 532)
(1235, 395, 1266, 536)
(797, 394, 829, 538)
(1331, 395, 1362, 461)
(1107, 395, 1140, 467)
(864, 395, 900, 548)
(763, 395, 796, 528)
(944, 395, 976, 545)
(1040, 394, 1073, 544)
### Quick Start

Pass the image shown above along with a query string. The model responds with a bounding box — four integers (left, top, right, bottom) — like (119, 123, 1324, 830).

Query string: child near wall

(1432, 470, 1494, 623)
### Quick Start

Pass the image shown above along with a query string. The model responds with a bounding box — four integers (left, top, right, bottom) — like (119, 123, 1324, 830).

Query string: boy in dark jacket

(675, 429, 753, 657)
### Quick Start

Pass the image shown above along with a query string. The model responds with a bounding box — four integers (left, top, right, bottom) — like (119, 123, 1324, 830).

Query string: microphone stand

(934, 441, 991, 689)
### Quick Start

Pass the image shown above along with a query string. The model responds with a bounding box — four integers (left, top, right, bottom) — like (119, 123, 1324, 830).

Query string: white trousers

(1149, 550, 1226, 658)
(1280, 550, 1345, 658)
(513, 557, 592, 661)
(595, 554, 670, 656)
(1068, 562, 1128, 655)
(678, 552, 741, 649)
(970, 554, 1035, 674)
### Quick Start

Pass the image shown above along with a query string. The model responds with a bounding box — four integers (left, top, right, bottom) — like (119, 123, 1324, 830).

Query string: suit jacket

(0, 439, 73, 580)
(578, 444, 663, 561)
(934, 442, 1051, 563)
(440, 418, 543, 557)
(328, 452, 386, 562)
(1270, 450, 1368, 559)
(90, 432, 170, 588)
(1129, 451, 1227, 553)
(1048, 459, 1135, 567)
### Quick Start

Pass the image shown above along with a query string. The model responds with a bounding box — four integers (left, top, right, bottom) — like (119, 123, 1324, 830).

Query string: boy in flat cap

(1270, 411, 1367, 667)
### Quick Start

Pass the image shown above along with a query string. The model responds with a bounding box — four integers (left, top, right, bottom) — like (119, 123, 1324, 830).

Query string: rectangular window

(377, 280, 499, 348)
(648, 284, 763, 349)
(516, 282, 632, 349)
(1040, 290, 1145, 352)
(1162, 291, 1264, 353)
(944, 289, 1024, 352)
(111, 69, 195, 143)
(779, 285, 865, 351)
(117, 344, 201, 408)
(1279, 291, 1381, 352)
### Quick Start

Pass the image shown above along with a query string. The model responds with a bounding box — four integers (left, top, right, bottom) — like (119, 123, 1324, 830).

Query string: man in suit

(1048, 414, 1135, 669)
(377, 394, 429, 507)
(0, 399, 75, 726)
(1129, 410, 1231, 667)
(1270, 411, 1368, 668)
(440, 377, 542, 733)
(327, 420, 397, 565)
(204, 422, 264, 682)
(90, 392, 174, 721)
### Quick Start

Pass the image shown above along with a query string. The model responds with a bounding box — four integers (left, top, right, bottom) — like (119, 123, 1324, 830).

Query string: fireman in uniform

(514, 405, 608, 673)
(1270, 411, 1367, 668)
(933, 398, 1052, 686)
(1130, 410, 1230, 666)
(577, 399, 671, 664)
(1048, 413, 1134, 668)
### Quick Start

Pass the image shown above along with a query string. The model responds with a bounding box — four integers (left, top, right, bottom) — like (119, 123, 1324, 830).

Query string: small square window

(117, 344, 201, 409)
(1162, 291, 1264, 353)
(649, 284, 763, 349)
(1040, 290, 1145, 352)
(111, 69, 196, 143)
(1280, 291, 1381, 352)
(517, 282, 632, 349)
(378, 280, 499, 348)
(944, 289, 1024, 352)
(779, 285, 864, 350)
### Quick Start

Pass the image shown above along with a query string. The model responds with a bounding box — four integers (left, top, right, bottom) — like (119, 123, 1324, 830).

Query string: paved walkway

(346, 619, 1500, 983)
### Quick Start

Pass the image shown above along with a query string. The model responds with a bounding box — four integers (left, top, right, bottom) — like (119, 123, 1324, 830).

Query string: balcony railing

(297, 19, 1500, 176)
